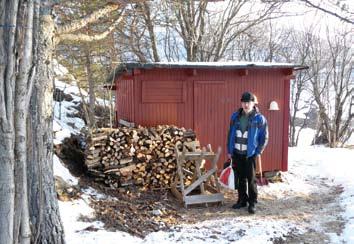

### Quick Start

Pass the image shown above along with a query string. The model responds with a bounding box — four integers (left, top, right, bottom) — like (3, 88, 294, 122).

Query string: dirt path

(175, 176, 346, 243)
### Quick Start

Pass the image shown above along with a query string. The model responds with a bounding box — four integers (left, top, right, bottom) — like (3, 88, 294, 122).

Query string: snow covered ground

(289, 146, 354, 243)
(54, 126, 354, 244)
(54, 144, 354, 243)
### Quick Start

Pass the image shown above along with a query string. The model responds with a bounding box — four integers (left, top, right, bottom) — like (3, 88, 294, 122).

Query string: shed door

(194, 81, 227, 169)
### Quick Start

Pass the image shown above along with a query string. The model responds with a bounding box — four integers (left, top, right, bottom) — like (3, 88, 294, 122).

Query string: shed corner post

(281, 78, 291, 172)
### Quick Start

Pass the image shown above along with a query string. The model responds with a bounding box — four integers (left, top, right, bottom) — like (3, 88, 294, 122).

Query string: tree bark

(0, 0, 16, 243)
(0, 134, 15, 244)
(14, 1, 35, 243)
(28, 11, 65, 244)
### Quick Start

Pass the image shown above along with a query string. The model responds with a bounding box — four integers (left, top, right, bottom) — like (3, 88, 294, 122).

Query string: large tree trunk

(28, 11, 65, 244)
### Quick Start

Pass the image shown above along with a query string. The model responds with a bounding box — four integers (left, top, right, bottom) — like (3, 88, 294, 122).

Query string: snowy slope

(53, 60, 110, 144)
(53, 62, 86, 144)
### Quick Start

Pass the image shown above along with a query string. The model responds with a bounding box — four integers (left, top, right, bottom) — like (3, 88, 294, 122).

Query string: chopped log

(119, 157, 133, 165)
(119, 165, 136, 176)
(104, 168, 121, 174)
(118, 119, 135, 128)
(90, 134, 108, 142)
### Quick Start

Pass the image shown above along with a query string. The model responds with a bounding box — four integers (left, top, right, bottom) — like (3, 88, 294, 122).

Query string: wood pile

(85, 125, 199, 189)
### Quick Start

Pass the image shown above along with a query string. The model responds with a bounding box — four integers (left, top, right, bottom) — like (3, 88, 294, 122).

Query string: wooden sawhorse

(171, 142, 224, 207)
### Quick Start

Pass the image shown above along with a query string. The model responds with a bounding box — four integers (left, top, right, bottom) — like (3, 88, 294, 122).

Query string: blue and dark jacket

(227, 107, 269, 158)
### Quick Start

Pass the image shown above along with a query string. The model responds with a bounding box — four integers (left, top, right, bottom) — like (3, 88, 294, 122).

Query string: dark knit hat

(240, 91, 255, 102)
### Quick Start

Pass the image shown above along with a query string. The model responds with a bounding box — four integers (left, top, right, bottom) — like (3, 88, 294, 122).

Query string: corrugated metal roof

(107, 61, 308, 82)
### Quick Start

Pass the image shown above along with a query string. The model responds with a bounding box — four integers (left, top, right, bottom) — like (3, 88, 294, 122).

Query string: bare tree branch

(58, 13, 124, 43)
(300, 0, 354, 24)
(140, 2, 160, 62)
(57, 2, 121, 35)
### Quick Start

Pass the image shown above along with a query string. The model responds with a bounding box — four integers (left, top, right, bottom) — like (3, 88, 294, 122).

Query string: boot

(232, 201, 247, 209)
(248, 203, 256, 214)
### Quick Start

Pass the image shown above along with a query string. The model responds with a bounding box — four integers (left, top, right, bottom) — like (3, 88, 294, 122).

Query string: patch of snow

(53, 59, 70, 76)
(59, 197, 141, 244)
(144, 218, 304, 244)
(342, 191, 354, 243)
(258, 169, 317, 197)
(296, 127, 316, 146)
(55, 79, 88, 97)
(346, 133, 354, 146)
(65, 229, 140, 244)
(81, 187, 117, 201)
(53, 120, 62, 132)
(59, 188, 141, 244)
(53, 95, 85, 137)
(54, 128, 73, 145)
(53, 155, 78, 185)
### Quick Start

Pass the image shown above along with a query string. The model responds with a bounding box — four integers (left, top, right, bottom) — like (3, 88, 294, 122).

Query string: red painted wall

(115, 67, 289, 172)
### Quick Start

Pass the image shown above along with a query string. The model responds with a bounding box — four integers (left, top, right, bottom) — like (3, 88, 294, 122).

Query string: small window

(142, 81, 186, 103)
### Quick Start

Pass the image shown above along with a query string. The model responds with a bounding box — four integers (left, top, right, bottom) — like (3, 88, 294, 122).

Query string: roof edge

(107, 61, 309, 83)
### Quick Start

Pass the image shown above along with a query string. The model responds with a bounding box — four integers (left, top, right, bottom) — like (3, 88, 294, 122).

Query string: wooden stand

(171, 142, 224, 208)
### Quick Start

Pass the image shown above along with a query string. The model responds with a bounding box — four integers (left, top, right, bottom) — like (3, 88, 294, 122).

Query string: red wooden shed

(109, 62, 307, 172)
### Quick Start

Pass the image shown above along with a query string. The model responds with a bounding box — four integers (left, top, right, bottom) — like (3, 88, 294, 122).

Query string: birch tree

(1, 1, 39, 243)
(1, 1, 127, 243)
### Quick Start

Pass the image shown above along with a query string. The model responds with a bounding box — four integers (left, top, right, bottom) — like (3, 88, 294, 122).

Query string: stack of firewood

(85, 125, 198, 189)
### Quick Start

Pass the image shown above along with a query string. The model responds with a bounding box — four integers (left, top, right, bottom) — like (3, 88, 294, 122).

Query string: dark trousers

(232, 153, 257, 205)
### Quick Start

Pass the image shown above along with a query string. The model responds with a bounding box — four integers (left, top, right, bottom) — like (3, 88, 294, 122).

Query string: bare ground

(175, 176, 346, 243)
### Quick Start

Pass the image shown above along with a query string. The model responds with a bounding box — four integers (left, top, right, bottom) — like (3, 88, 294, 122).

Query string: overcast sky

(279, 0, 353, 34)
